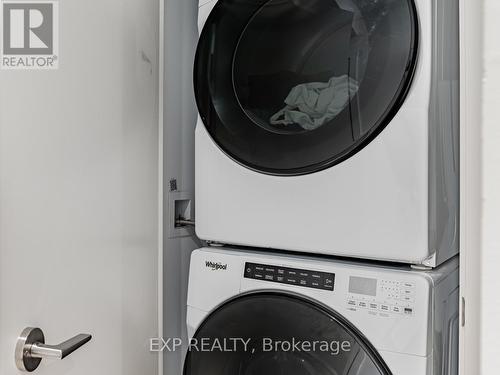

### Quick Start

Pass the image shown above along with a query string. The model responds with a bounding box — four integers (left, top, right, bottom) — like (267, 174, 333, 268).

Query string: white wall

(162, 0, 201, 374)
(480, 0, 500, 373)
(461, 0, 500, 373)
(459, 0, 483, 373)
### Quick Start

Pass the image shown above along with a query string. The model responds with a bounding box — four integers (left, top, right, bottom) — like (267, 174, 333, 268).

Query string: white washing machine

(185, 247, 459, 375)
(194, 0, 460, 267)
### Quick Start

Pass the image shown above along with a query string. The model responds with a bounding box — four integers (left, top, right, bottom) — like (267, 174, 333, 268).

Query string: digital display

(349, 276, 377, 296)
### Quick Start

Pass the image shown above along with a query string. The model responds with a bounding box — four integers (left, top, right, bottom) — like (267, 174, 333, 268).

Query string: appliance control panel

(244, 262, 335, 291)
(346, 277, 416, 317)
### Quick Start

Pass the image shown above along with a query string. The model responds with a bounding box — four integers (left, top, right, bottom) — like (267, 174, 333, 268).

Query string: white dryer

(194, 0, 460, 267)
(185, 247, 459, 375)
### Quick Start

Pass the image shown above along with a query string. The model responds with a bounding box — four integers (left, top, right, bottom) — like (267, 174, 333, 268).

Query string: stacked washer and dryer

(186, 0, 460, 374)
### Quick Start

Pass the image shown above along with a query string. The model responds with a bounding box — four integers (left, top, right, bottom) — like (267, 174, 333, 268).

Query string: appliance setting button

(244, 264, 335, 292)
(404, 307, 414, 315)
(358, 301, 368, 308)
(380, 304, 390, 312)
(244, 264, 254, 278)
(348, 300, 357, 306)
(392, 306, 402, 314)
(369, 303, 378, 310)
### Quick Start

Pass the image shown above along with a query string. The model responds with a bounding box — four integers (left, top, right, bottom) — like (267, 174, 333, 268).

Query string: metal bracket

(175, 218, 195, 227)
(410, 264, 433, 271)
(207, 241, 225, 247)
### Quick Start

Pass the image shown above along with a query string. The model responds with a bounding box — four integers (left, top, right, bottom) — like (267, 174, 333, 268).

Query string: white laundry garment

(270, 75, 359, 131)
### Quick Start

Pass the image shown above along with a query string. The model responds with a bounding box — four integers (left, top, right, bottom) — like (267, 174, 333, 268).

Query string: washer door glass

(195, 0, 418, 175)
(183, 293, 392, 375)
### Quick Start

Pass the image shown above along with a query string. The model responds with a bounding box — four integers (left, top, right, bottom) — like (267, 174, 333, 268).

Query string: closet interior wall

(163, 0, 201, 374)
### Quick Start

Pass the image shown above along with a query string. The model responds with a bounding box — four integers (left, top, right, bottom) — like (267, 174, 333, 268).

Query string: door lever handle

(15, 327, 92, 372)
(30, 333, 92, 359)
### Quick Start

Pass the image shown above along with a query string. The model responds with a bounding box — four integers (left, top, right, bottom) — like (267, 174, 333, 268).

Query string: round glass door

(194, 0, 418, 175)
(184, 292, 392, 375)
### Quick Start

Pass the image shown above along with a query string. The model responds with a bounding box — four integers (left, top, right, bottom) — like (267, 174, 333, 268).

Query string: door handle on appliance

(15, 327, 92, 372)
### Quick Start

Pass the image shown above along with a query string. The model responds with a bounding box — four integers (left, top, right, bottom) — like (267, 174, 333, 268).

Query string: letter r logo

(2, 2, 54, 55)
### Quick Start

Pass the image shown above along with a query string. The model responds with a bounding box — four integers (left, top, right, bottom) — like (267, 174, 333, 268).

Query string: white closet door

(0, 0, 161, 374)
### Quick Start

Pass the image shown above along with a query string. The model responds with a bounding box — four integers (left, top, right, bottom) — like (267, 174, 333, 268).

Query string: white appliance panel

(194, 0, 459, 267)
(187, 248, 459, 374)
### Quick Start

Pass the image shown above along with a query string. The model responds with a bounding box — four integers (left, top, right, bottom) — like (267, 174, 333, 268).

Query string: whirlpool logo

(1, 0, 59, 69)
(205, 261, 228, 271)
